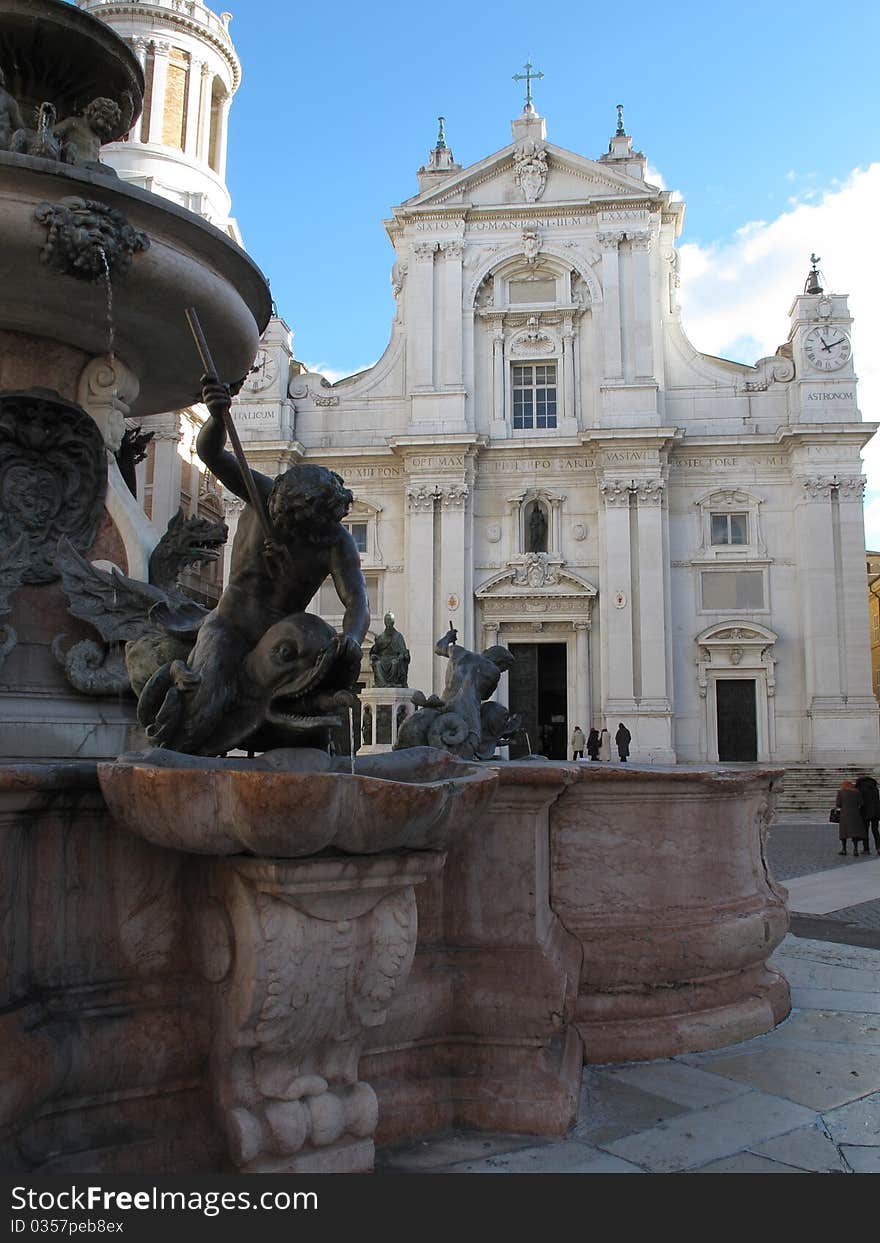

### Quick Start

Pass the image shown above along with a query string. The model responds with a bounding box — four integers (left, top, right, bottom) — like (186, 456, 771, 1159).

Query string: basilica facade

(232, 104, 877, 765)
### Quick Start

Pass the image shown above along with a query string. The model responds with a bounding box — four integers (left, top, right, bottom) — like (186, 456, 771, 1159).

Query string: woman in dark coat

(836, 781, 867, 856)
(855, 775, 880, 855)
(586, 727, 600, 761)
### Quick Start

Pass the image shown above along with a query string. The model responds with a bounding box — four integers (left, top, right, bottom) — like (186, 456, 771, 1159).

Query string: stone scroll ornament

(35, 197, 149, 281)
(0, 391, 107, 584)
(203, 855, 432, 1173)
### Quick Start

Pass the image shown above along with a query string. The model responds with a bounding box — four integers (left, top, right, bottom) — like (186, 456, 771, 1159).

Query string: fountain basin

(0, 154, 271, 414)
(97, 747, 499, 856)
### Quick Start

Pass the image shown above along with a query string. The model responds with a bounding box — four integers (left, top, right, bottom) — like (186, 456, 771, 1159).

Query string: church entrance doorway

(506, 642, 567, 760)
(716, 679, 757, 762)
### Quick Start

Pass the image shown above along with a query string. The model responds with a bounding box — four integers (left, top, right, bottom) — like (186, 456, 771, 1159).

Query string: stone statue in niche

(370, 612, 410, 687)
(0, 66, 24, 150)
(35, 197, 150, 282)
(361, 703, 372, 745)
(395, 626, 521, 761)
(0, 390, 107, 584)
(11, 102, 61, 161)
(54, 97, 123, 171)
(528, 504, 548, 552)
(135, 379, 370, 755)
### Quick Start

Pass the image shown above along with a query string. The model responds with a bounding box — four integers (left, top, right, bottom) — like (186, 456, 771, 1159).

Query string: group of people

(835, 776, 880, 857)
(571, 723, 631, 763)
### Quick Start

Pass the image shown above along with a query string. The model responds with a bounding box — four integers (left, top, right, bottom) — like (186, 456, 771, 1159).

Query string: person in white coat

(598, 727, 611, 761)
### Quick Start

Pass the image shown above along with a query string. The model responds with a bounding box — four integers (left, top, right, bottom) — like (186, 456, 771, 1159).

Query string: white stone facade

(238, 107, 878, 764)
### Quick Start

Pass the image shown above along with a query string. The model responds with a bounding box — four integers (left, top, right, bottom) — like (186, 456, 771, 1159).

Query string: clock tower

(788, 257, 858, 424)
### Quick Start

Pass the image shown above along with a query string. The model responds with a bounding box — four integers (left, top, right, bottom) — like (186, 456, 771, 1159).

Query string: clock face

(242, 348, 278, 393)
(804, 326, 852, 372)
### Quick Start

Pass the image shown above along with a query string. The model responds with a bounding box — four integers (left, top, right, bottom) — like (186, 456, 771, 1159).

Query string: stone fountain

(0, 0, 792, 1177)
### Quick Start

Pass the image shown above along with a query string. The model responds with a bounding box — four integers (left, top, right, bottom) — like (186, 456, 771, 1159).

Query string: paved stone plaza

(378, 822, 880, 1174)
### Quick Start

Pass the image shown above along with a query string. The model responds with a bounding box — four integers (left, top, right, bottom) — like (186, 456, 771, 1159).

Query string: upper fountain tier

(0, 0, 271, 418)
(0, 0, 142, 137)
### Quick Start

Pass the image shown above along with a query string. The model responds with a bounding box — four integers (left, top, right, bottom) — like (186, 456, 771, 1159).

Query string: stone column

(147, 40, 170, 145)
(631, 234, 654, 380)
(597, 232, 623, 380)
(184, 57, 204, 156)
(408, 243, 436, 390)
(404, 483, 437, 695)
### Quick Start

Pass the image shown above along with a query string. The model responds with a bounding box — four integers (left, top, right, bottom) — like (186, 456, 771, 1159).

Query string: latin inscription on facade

(481, 456, 595, 473)
(231, 407, 278, 427)
(408, 456, 465, 468)
(338, 465, 401, 479)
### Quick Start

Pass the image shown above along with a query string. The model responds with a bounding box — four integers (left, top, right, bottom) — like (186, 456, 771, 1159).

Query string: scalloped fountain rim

(97, 748, 500, 857)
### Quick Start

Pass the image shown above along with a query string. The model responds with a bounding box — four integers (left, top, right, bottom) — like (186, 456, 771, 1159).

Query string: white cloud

(302, 361, 376, 384)
(677, 163, 880, 544)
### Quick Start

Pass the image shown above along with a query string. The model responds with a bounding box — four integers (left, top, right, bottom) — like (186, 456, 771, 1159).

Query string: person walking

(615, 722, 631, 763)
(571, 725, 586, 760)
(586, 726, 600, 761)
(836, 780, 867, 856)
(855, 774, 880, 855)
(598, 727, 611, 762)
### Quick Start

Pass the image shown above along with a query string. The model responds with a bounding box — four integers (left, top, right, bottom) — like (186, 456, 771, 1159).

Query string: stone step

(773, 765, 875, 814)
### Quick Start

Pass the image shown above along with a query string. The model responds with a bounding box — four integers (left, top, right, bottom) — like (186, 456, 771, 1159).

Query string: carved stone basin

(97, 746, 498, 857)
(0, 154, 271, 416)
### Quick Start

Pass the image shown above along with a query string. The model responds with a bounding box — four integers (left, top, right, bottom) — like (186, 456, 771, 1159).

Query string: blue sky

(224, 1, 878, 375)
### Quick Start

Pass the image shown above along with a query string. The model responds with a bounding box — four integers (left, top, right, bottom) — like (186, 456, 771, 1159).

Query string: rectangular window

(512, 363, 557, 430)
(710, 512, 749, 545)
(348, 522, 368, 553)
(701, 570, 765, 610)
(320, 575, 378, 616)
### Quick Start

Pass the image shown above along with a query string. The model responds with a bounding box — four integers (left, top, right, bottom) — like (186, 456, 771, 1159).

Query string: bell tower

(75, 1, 242, 241)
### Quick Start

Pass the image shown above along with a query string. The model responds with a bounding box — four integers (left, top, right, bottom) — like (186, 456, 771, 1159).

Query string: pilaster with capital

(630, 233, 655, 379)
(573, 621, 592, 737)
(438, 482, 472, 650)
(147, 40, 171, 145)
(197, 60, 213, 162)
(143, 413, 183, 534)
(437, 241, 464, 387)
(596, 232, 623, 379)
(407, 242, 436, 389)
(404, 482, 437, 694)
(598, 477, 634, 710)
(184, 57, 204, 155)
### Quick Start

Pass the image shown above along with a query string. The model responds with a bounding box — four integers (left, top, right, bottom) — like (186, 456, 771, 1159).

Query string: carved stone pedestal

(202, 852, 445, 1174)
(363, 765, 584, 1144)
(358, 687, 415, 754)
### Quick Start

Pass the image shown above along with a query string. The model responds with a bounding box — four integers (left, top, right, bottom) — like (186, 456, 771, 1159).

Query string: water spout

(98, 246, 115, 362)
(348, 706, 356, 776)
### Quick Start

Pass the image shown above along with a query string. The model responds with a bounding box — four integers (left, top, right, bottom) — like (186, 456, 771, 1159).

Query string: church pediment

(399, 141, 662, 213)
(477, 555, 598, 598)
